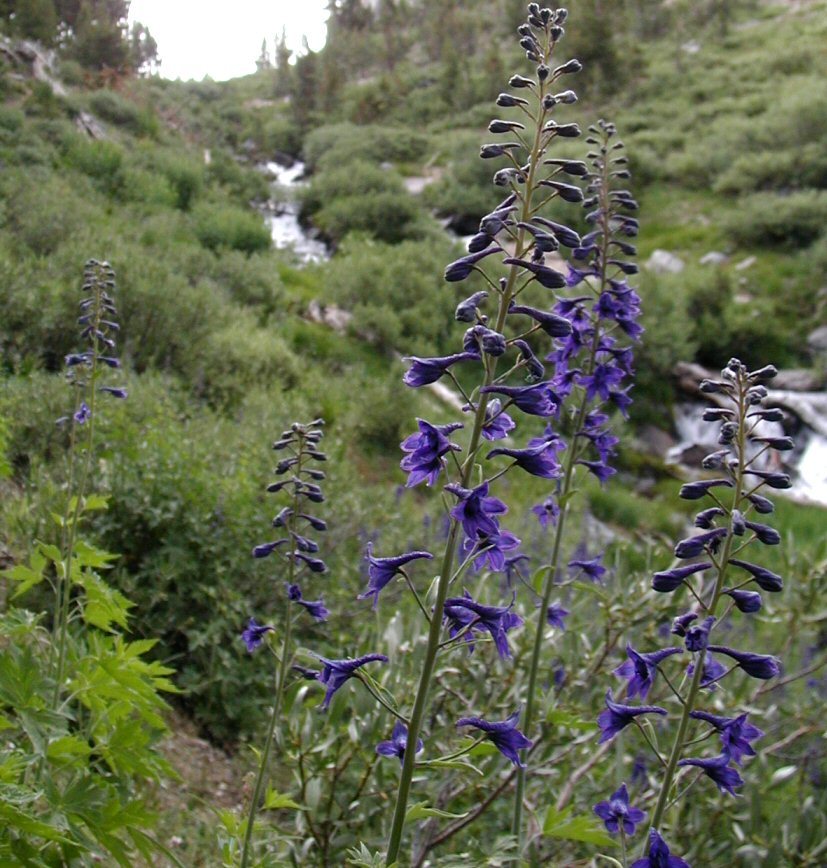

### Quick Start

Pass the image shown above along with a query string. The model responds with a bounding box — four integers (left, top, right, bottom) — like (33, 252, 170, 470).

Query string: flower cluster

(59, 259, 127, 427)
(596, 359, 788, 864)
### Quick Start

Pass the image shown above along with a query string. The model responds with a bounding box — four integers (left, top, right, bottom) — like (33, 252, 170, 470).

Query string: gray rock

(773, 369, 825, 391)
(807, 325, 827, 354)
(646, 249, 685, 274)
(699, 251, 728, 266)
(734, 255, 757, 271)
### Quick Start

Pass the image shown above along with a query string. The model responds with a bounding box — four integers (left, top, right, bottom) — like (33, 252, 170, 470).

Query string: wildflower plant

(0, 262, 175, 863)
(596, 359, 790, 865)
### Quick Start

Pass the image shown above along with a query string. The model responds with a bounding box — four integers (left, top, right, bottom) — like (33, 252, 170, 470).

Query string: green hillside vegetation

(0, 1, 826, 863)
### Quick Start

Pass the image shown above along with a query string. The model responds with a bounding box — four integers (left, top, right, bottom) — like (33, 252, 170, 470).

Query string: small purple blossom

(447, 481, 508, 539)
(546, 602, 569, 630)
(376, 721, 424, 764)
(614, 645, 683, 699)
(241, 618, 274, 653)
(486, 441, 562, 478)
(73, 402, 91, 425)
(456, 710, 532, 767)
(678, 752, 743, 796)
(728, 559, 783, 592)
(593, 783, 646, 836)
(357, 544, 434, 609)
(630, 829, 690, 868)
(532, 496, 560, 528)
(402, 352, 479, 387)
(722, 588, 762, 613)
(444, 592, 523, 658)
(313, 653, 389, 710)
(286, 583, 329, 622)
(479, 382, 559, 417)
(685, 616, 716, 652)
(568, 553, 606, 582)
(400, 419, 463, 487)
(481, 399, 515, 440)
(689, 711, 764, 764)
(674, 528, 728, 559)
(706, 645, 781, 680)
(653, 562, 712, 593)
(597, 691, 668, 743)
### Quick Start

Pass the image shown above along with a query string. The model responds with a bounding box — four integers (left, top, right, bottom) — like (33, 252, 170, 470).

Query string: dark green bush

(725, 190, 827, 248)
(302, 123, 431, 173)
(192, 202, 271, 253)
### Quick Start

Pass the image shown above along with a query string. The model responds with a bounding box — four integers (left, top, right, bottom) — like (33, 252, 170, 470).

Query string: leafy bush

(324, 235, 461, 355)
(725, 190, 827, 248)
(192, 202, 271, 253)
(302, 122, 431, 173)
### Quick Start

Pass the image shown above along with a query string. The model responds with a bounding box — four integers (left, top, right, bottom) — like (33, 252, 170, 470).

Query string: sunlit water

(670, 401, 827, 507)
(262, 160, 329, 263)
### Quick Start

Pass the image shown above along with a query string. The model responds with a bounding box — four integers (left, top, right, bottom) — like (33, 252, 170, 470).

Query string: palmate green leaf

(46, 735, 92, 766)
(74, 570, 134, 632)
(73, 540, 119, 570)
(405, 802, 470, 824)
(4, 563, 46, 599)
(542, 805, 616, 847)
(346, 843, 390, 867)
(262, 786, 304, 811)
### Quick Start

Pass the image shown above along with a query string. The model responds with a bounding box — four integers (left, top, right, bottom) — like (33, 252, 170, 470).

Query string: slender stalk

(511, 128, 615, 852)
(240, 441, 305, 868)
(646, 375, 748, 841)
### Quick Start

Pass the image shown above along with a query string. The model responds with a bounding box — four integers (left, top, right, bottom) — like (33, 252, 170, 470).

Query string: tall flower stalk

(512, 118, 640, 850)
(53, 259, 126, 706)
(384, 5, 601, 862)
(240, 419, 330, 868)
(592, 359, 787, 865)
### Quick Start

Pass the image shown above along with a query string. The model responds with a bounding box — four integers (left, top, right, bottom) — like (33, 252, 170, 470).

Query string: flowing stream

(670, 401, 827, 507)
(261, 160, 329, 263)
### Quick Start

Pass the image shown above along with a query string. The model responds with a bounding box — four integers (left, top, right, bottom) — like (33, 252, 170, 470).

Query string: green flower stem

(240, 440, 305, 868)
(384, 76, 551, 865)
(646, 377, 748, 843)
(511, 131, 615, 854)
(53, 294, 102, 710)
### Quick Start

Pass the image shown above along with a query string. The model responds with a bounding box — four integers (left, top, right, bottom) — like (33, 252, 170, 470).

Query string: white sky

(128, 1, 329, 81)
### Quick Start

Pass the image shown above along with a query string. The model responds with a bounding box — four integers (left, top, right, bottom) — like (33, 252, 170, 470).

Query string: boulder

(646, 249, 685, 274)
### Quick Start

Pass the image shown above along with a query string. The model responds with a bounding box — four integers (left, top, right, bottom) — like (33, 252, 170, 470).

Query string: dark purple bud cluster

(248, 419, 330, 631)
(59, 260, 127, 427)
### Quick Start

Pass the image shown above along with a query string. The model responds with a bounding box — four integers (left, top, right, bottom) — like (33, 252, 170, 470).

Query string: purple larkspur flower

(487, 441, 561, 478)
(376, 721, 424, 764)
(504, 553, 529, 585)
(481, 399, 515, 441)
(671, 611, 698, 637)
(568, 553, 606, 582)
(597, 691, 667, 743)
(728, 559, 783, 592)
(241, 618, 274, 652)
(444, 592, 523, 658)
(630, 829, 690, 868)
(508, 302, 573, 337)
(99, 386, 128, 399)
(678, 479, 733, 500)
(653, 562, 712, 593)
(723, 588, 762, 613)
(678, 752, 743, 796)
(546, 601, 569, 630)
(456, 710, 532, 767)
(313, 653, 389, 710)
(706, 645, 781, 679)
(532, 496, 560, 528)
(479, 382, 558, 417)
(463, 526, 522, 573)
(685, 616, 716, 652)
(689, 711, 764, 764)
(402, 352, 479, 387)
(357, 543, 434, 608)
(674, 528, 728, 559)
(252, 539, 289, 559)
(580, 362, 625, 402)
(577, 458, 617, 484)
(286, 583, 329, 622)
(593, 783, 646, 836)
(447, 481, 507, 539)
(687, 654, 728, 691)
(74, 402, 91, 424)
(614, 645, 683, 699)
(400, 419, 463, 487)
(444, 246, 503, 282)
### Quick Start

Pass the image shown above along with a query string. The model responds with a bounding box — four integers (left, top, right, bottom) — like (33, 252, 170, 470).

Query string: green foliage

(302, 160, 430, 244)
(725, 190, 827, 248)
(192, 201, 271, 254)
(302, 122, 431, 173)
(324, 235, 460, 355)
